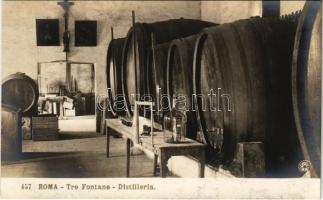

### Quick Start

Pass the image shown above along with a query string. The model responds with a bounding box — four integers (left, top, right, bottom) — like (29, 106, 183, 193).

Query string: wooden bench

(105, 118, 206, 178)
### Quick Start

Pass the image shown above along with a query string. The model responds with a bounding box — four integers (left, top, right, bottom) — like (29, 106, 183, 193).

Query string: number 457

(21, 184, 31, 190)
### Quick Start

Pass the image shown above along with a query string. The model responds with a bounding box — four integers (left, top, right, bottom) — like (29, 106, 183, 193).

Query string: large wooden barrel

(167, 35, 199, 140)
(1, 104, 22, 161)
(106, 38, 126, 116)
(2, 73, 39, 116)
(292, 1, 321, 177)
(122, 19, 216, 118)
(146, 42, 170, 122)
(193, 17, 302, 174)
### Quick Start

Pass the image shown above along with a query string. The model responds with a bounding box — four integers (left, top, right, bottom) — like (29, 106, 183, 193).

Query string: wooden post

(106, 123, 110, 157)
(236, 142, 265, 177)
(59, 100, 64, 119)
(198, 148, 205, 178)
(37, 63, 41, 95)
(153, 154, 158, 176)
(126, 138, 131, 177)
(151, 32, 160, 120)
(132, 11, 138, 103)
(111, 26, 114, 40)
(134, 102, 139, 144)
(150, 102, 154, 147)
(160, 149, 169, 178)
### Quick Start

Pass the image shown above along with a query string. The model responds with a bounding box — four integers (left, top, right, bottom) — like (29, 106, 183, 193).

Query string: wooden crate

(32, 128, 58, 141)
(32, 116, 58, 141)
(32, 116, 58, 128)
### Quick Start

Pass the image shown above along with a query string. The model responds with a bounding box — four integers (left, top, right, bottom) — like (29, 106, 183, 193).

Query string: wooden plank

(106, 118, 135, 140)
(135, 101, 154, 106)
(106, 118, 205, 151)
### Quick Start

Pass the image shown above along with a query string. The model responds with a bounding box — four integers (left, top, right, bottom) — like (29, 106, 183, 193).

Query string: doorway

(21, 60, 100, 153)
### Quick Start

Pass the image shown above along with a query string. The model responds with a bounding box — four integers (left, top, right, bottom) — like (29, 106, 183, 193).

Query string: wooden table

(105, 118, 206, 178)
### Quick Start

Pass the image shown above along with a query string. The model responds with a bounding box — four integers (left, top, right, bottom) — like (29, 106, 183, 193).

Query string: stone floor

(1, 150, 155, 178)
(2, 117, 155, 178)
(22, 117, 100, 152)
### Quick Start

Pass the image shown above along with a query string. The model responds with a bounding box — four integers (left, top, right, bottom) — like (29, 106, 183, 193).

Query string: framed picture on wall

(36, 19, 60, 46)
(75, 20, 97, 46)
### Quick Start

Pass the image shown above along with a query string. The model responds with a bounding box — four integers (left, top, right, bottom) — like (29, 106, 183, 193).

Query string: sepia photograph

(0, 0, 321, 199)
